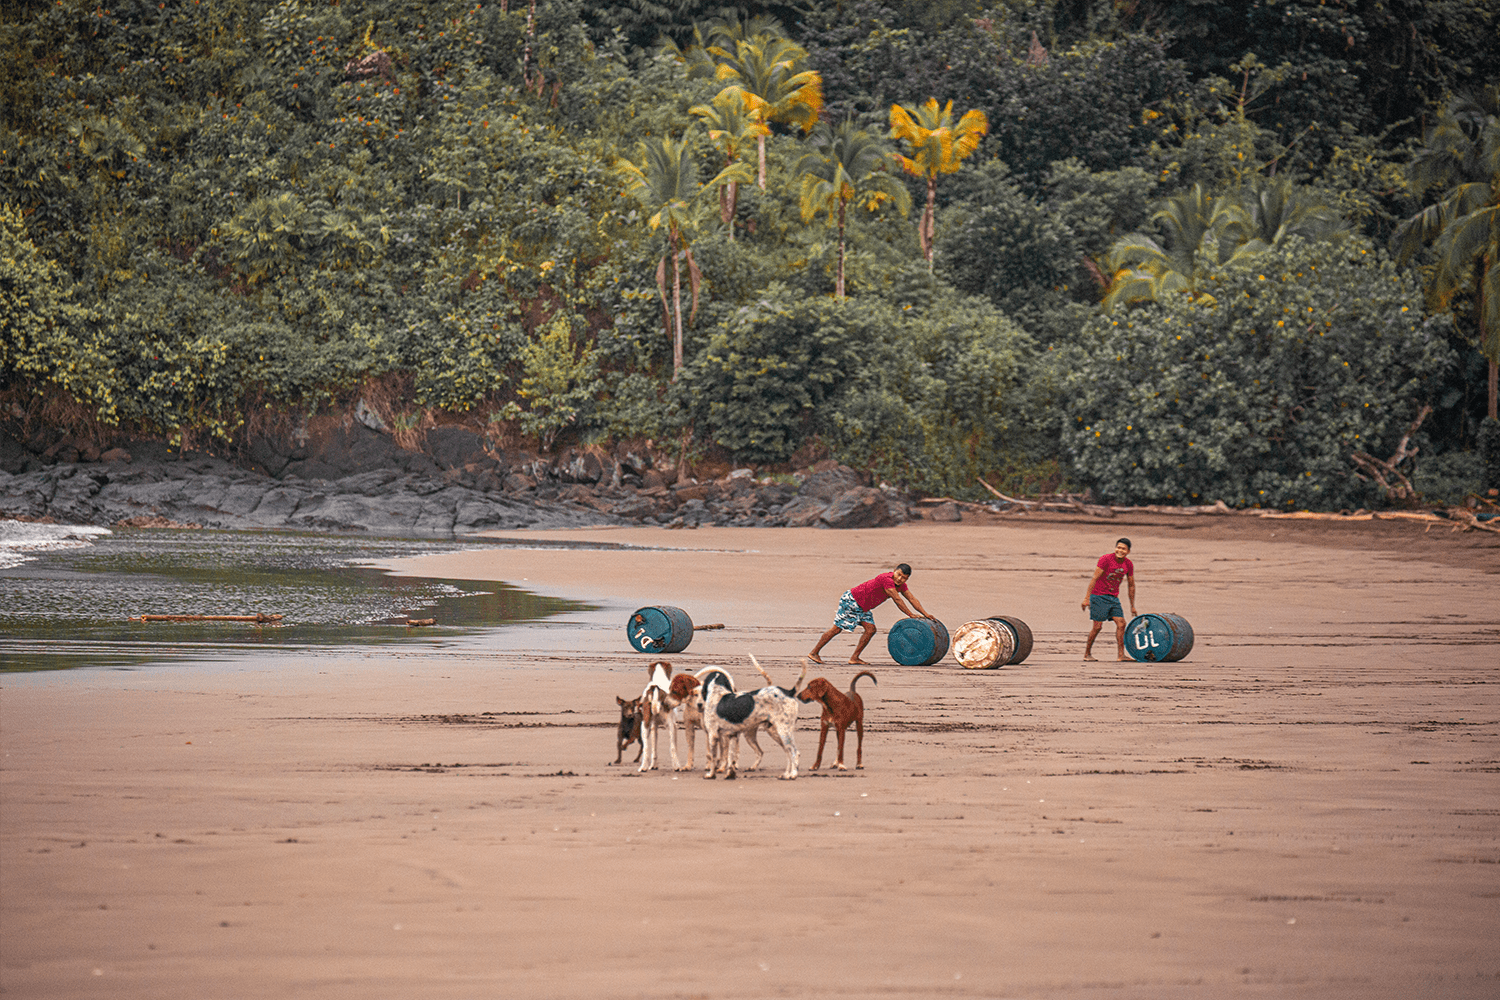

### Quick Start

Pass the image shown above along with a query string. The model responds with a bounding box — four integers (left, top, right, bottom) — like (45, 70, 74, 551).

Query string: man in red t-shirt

(1080, 538, 1137, 661)
(809, 563, 935, 665)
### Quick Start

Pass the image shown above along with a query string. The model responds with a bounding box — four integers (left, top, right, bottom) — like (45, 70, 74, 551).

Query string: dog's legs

(761, 724, 798, 780)
(834, 721, 849, 770)
(812, 719, 830, 770)
(854, 716, 864, 769)
(637, 715, 653, 772)
(665, 712, 681, 771)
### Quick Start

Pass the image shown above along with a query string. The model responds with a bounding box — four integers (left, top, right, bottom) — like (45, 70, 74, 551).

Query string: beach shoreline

(2, 519, 1497, 998)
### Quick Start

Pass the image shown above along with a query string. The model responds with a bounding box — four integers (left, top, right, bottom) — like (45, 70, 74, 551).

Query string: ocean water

(0, 520, 592, 671)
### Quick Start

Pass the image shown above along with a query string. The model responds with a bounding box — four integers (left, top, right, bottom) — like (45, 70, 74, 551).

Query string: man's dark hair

(896, 563, 912, 575)
(1116, 538, 1132, 551)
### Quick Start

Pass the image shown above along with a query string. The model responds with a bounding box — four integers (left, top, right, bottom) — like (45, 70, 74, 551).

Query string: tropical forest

(2, 0, 1499, 510)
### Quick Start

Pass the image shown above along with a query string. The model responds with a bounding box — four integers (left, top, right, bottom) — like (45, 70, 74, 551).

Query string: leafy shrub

(1057, 238, 1455, 508)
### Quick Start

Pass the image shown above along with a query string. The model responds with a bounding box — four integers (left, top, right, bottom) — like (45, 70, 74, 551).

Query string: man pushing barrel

(1081, 538, 1137, 661)
(809, 563, 934, 665)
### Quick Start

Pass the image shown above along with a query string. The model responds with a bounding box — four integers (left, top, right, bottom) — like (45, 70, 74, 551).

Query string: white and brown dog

(660, 666, 740, 772)
(638, 661, 684, 772)
(702, 656, 805, 780)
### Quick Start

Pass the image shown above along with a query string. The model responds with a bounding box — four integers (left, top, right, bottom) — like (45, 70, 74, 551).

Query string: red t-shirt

(1091, 553, 1133, 596)
(850, 572, 907, 611)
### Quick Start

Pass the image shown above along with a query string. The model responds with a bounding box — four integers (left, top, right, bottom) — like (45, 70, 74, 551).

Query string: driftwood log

(406, 618, 436, 626)
(692, 623, 725, 631)
(132, 613, 283, 623)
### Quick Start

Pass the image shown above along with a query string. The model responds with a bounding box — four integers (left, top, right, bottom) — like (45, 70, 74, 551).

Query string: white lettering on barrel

(1134, 632, 1159, 650)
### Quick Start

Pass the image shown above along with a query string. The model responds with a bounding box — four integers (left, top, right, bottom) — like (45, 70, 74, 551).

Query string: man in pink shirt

(809, 563, 935, 665)
(1080, 538, 1137, 661)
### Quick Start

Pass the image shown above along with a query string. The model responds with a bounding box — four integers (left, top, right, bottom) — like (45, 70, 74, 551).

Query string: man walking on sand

(1082, 538, 1136, 661)
(810, 564, 934, 665)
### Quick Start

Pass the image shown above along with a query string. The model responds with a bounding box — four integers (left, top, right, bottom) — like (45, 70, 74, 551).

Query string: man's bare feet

(849, 658, 871, 665)
(1117, 655, 1130, 661)
(1083, 654, 1098, 662)
(807, 653, 823, 664)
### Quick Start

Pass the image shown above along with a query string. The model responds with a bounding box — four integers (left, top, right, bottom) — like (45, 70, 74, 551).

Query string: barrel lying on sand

(1124, 612, 1195, 662)
(887, 617, 950, 665)
(627, 605, 694, 653)
(951, 615, 1034, 668)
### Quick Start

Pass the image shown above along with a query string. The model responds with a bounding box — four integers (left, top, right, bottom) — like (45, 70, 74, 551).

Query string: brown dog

(612, 696, 642, 765)
(797, 671, 876, 770)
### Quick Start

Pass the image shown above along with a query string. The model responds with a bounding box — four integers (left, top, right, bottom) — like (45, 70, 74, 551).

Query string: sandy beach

(2, 515, 1497, 998)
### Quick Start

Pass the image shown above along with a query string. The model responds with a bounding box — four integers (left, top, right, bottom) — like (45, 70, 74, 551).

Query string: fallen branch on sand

(132, 613, 283, 623)
(692, 623, 725, 631)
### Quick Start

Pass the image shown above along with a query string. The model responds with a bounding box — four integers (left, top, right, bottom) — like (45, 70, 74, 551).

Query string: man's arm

(888, 587, 933, 619)
(1126, 573, 1137, 616)
(1081, 566, 1105, 609)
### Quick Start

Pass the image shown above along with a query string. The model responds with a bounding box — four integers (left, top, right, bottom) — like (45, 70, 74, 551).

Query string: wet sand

(2, 517, 1497, 998)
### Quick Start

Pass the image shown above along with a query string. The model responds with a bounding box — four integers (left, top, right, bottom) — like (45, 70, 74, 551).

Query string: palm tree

(713, 35, 823, 189)
(888, 98, 989, 267)
(794, 121, 911, 298)
(689, 91, 769, 240)
(1103, 180, 1350, 310)
(1102, 184, 1243, 310)
(614, 136, 753, 380)
(1392, 86, 1500, 420)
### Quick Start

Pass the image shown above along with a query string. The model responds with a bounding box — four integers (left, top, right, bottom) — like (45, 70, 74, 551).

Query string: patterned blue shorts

(832, 591, 875, 632)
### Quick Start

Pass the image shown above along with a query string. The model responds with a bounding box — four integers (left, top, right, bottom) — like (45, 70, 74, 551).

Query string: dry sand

(2, 516, 1498, 999)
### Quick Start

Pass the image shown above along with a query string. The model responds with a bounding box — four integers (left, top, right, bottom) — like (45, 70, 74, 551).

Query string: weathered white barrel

(952, 619, 1016, 669)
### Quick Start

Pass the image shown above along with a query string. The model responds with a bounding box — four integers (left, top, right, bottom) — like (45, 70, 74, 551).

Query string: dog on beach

(798, 671, 876, 770)
(611, 695, 643, 765)
(638, 661, 685, 772)
(702, 656, 805, 780)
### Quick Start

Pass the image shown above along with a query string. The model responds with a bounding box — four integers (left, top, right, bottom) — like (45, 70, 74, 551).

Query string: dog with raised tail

(702, 656, 805, 780)
(797, 670, 876, 770)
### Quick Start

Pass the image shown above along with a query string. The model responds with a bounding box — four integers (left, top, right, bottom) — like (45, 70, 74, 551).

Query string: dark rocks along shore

(0, 419, 920, 536)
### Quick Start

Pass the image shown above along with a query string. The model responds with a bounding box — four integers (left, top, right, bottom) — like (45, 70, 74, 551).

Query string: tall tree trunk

(1489, 357, 1497, 422)
(836, 197, 847, 299)
(522, 0, 536, 86)
(922, 175, 937, 268)
(726, 179, 738, 241)
(757, 135, 767, 190)
(671, 229, 684, 380)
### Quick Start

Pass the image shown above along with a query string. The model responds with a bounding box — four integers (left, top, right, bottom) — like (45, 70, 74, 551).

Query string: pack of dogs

(611, 655, 875, 780)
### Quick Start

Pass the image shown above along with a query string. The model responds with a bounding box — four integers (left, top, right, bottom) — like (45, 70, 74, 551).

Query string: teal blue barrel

(627, 605, 694, 653)
(887, 618, 950, 665)
(1124, 612, 1195, 662)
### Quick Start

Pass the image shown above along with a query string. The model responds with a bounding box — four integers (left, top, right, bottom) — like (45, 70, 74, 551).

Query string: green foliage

(510, 313, 601, 451)
(1058, 239, 1456, 508)
(0, 203, 104, 407)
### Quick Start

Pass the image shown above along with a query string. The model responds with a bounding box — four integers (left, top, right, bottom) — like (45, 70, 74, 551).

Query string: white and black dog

(702, 656, 806, 780)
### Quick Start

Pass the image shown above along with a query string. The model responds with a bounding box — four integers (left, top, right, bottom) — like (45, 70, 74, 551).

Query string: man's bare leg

(1114, 618, 1128, 661)
(808, 624, 842, 664)
(1084, 621, 1103, 661)
(849, 623, 876, 665)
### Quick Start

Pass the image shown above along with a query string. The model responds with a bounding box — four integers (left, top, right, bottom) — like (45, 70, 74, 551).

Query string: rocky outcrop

(0, 422, 920, 534)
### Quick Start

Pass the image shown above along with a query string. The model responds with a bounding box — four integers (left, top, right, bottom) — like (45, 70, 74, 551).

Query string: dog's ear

(617, 695, 627, 707)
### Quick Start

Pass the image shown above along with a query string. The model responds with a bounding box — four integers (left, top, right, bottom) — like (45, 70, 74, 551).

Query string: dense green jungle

(2, 0, 1498, 509)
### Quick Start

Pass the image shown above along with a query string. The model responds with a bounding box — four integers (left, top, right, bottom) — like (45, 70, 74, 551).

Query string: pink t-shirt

(1091, 554, 1133, 596)
(850, 572, 907, 611)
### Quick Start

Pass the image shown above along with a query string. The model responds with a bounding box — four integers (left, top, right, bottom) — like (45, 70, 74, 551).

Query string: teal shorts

(1089, 595, 1124, 622)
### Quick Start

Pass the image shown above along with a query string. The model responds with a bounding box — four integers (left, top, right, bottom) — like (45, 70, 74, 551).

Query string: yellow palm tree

(713, 35, 823, 189)
(888, 98, 989, 266)
(689, 91, 769, 240)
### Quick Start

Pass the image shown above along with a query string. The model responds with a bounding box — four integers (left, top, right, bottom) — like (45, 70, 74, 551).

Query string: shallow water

(0, 522, 594, 671)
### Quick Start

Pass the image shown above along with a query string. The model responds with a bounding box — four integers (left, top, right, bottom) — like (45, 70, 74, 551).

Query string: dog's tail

(850, 670, 877, 693)
(749, 654, 807, 697)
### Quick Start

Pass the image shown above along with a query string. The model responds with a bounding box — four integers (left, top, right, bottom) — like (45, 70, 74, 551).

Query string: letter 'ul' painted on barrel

(1124, 612, 1195, 662)
(627, 605, 694, 653)
(887, 618, 950, 665)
